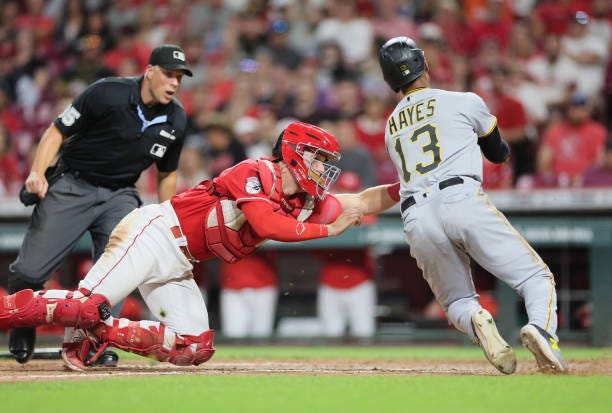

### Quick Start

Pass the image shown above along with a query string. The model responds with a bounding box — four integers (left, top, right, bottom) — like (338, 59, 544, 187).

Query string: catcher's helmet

(379, 36, 426, 92)
(273, 122, 341, 199)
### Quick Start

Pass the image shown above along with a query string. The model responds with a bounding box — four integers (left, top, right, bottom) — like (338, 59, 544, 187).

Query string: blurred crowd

(0, 0, 611, 198)
(1, 0, 605, 340)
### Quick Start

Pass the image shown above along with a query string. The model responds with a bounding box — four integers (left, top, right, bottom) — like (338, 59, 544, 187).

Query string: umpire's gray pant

(9, 172, 141, 315)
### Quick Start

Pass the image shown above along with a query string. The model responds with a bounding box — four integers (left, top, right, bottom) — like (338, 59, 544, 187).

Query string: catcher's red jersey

(171, 159, 339, 261)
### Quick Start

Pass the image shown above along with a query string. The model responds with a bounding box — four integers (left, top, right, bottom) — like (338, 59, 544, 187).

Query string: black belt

(70, 170, 127, 191)
(400, 177, 465, 214)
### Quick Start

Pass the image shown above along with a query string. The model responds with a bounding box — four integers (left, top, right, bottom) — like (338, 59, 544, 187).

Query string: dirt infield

(1, 357, 610, 382)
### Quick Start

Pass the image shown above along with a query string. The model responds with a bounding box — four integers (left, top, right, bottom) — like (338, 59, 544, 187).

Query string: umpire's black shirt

(54, 76, 186, 189)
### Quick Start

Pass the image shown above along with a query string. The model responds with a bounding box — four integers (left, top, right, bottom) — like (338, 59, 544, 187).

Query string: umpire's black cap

(148, 44, 193, 77)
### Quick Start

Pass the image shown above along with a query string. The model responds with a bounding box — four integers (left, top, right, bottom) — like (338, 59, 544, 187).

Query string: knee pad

(35, 290, 109, 329)
(74, 293, 111, 328)
(0, 289, 110, 330)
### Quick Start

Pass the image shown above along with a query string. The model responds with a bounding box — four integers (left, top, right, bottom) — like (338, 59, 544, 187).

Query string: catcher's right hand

(327, 206, 363, 236)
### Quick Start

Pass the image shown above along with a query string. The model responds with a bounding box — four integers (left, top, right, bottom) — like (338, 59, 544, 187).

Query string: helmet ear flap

(272, 130, 285, 159)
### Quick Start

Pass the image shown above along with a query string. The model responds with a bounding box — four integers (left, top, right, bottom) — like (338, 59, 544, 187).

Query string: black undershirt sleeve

(478, 126, 510, 164)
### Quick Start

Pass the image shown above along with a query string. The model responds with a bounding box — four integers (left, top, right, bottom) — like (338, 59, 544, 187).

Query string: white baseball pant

(317, 280, 376, 338)
(78, 201, 209, 336)
(220, 287, 278, 338)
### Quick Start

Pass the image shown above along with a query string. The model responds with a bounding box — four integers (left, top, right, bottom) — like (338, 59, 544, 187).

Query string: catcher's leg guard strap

(93, 318, 215, 366)
(0, 289, 110, 330)
(171, 331, 216, 366)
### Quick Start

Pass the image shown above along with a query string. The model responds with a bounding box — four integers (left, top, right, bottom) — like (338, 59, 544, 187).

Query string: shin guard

(0, 289, 110, 330)
(92, 318, 215, 366)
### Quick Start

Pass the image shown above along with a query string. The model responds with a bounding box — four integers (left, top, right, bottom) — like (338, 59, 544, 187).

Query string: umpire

(8, 44, 192, 365)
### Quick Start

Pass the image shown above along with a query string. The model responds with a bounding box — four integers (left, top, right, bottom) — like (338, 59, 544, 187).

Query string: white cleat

(520, 324, 568, 374)
(471, 309, 517, 375)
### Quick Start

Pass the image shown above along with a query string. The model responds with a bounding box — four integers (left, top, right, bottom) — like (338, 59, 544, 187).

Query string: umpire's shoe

(520, 324, 568, 374)
(471, 309, 517, 375)
(9, 327, 36, 364)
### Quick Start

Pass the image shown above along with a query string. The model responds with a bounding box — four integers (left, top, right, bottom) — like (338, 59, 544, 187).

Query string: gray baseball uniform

(386, 87, 558, 342)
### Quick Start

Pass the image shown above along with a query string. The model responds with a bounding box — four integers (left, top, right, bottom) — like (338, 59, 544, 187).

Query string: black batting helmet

(379, 36, 426, 92)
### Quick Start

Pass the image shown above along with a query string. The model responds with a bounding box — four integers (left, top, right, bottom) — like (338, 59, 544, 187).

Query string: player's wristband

(387, 182, 401, 202)
(321, 224, 329, 237)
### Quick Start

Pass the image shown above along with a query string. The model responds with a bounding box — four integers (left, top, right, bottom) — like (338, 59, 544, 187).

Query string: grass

(2, 374, 610, 413)
(1, 345, 610, 413)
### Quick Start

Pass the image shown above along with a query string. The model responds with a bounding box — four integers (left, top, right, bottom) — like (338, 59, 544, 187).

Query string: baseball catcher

(1, 122, 400, 370)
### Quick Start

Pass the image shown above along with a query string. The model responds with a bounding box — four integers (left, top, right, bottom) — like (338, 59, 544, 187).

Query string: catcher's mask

(273, 122, 341, 200)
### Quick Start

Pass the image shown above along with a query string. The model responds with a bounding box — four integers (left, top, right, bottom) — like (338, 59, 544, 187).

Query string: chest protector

(204, 159, 315, 263)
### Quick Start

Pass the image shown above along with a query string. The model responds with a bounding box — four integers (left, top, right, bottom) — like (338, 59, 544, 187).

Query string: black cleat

(520, 324, 568, 374)
(9, 327, 36, 364)
(87, 349, 119, 367)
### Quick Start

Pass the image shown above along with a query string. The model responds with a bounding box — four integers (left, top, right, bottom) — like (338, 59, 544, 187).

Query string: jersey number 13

(393, 124, 442, 183)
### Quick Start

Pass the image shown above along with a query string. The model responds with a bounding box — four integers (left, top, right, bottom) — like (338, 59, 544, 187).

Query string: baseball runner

(378, 37, 568, 374)
(0, 122, 400, 370)
(7, 44, 191, 366)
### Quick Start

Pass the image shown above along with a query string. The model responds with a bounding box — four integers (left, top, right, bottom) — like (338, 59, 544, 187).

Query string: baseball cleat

(471, 309, 517, 375)
(62, 343, 118, 371)
(9, 327, 36, 364)
(61, 338, 92, 371)
(88, 349, 119, 367)
(520, 324, 568, 374)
